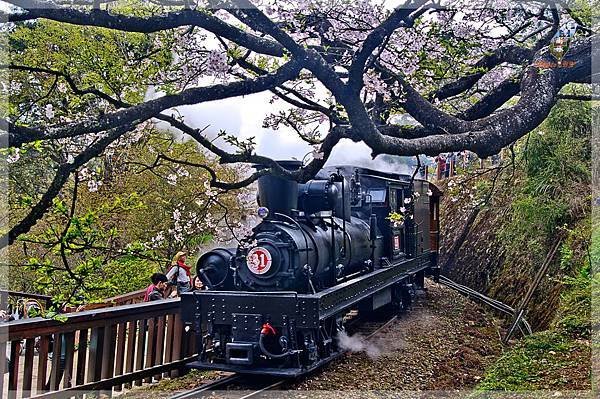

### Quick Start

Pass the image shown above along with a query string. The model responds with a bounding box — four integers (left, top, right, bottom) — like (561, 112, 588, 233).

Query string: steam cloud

(337, 330, 381, 359)
(325, 139, 422, 176)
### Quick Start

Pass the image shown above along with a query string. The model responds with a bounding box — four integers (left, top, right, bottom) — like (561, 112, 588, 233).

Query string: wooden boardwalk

(1, 298, 197, 399)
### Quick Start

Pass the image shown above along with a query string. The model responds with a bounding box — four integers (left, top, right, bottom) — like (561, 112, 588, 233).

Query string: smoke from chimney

(325, 139, 420, 176)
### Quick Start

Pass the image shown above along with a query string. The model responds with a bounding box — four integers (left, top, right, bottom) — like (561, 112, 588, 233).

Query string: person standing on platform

(144, 273, 169, 302)
(448, 152, 456, 177)
(167, 251, 192, 295)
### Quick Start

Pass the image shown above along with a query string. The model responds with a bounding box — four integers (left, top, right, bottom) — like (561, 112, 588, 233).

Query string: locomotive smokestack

(256, 160, 302, 216)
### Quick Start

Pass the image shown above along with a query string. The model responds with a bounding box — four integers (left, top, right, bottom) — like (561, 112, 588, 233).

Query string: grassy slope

(477, 268, 592, 391)
(439, 98, 594, 391)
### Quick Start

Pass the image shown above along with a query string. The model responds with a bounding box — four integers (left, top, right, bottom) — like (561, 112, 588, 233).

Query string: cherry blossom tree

(1, 0, 596, 250)
(7, 128, 252, 305)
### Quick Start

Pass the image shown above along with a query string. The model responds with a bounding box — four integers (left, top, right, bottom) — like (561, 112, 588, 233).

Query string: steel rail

(168, 374, 241, 399)
(364, 315, 398, 340)
(438, 275, 533, 335)
(246, 313, 398, 396)
(237, 379, 286, 399)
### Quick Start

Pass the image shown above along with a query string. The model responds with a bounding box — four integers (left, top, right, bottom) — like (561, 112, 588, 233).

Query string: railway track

(168, 374, 284, 399)
(168, 374, 240, 399)
(168, 311, 398, 399)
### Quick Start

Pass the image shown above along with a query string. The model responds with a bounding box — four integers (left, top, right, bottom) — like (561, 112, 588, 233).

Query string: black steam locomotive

(181, 161, 441, 377)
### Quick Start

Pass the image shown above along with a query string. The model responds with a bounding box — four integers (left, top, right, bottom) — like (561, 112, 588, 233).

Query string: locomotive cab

(181, 163, 441, 377)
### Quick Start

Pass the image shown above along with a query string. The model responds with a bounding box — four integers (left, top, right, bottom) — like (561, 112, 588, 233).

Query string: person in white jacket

(166, 251, 192, 295)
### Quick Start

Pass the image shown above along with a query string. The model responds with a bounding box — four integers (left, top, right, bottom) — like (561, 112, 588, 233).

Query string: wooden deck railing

(0, 298, 197, 399)
(103, 288, 148, 306)
(103, 286, 175, 307)
(0, 291, 53, 313)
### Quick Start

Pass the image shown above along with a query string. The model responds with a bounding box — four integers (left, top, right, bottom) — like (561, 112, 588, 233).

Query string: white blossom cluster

(447, 176, 486, 209)
(78, 167, 103, 193)
(258, 0, 537, 130)
(6, 148, 21, 164)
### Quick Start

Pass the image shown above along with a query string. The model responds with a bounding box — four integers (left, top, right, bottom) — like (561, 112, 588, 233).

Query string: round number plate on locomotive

(246, 247, 273, 275)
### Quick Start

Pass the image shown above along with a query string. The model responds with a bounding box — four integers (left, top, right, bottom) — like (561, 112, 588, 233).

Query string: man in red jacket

(144, 273, 168, 302)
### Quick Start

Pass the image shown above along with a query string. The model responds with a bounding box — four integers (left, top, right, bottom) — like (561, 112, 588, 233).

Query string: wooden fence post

(63, 332, 76, 389)
(22, 338, 35, 398)
(0, 341, 6, 397)
(1, 298, 185, 396)
(8, 340, 21, 399)
(124, 320, 136, 389)
(144, 317, 156, 383)
(114, 322, 127, 391)
(75, 329, 88, 387)
(36, 336, 50, 394)
(170, 313, 183, 378)
(134, 319, 147, 386)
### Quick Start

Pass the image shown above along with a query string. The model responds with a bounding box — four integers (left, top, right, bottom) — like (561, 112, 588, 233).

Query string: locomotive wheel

(393, 283, 413, 314)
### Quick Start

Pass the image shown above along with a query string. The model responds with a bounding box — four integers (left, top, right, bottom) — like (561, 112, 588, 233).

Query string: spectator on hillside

(167, 251, 192, 295)
(435, 154, 446, 180)
(491, 152, 501, 166)
(460, 151, 470, 169)
(144, 273, 169, 302)
(447, 152, 456, 177)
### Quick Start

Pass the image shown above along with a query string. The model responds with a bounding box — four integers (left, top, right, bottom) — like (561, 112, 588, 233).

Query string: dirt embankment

(124, 279, 591, 395)
(289, 281, 503, 391)
(438, 176, 587, 331)
(434, 173, 592, 392)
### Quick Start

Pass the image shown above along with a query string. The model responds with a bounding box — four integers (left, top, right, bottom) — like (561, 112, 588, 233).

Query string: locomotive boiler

(181, 161, 441, 377)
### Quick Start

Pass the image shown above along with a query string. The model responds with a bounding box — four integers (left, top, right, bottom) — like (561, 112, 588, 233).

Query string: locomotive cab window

(366, 189, 386, 203)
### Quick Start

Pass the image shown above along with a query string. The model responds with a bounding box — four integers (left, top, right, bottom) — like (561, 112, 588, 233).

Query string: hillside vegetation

(439, 98, 595, 391)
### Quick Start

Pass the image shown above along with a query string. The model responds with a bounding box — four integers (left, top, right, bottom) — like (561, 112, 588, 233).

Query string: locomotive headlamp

(257, 206, 269, 219)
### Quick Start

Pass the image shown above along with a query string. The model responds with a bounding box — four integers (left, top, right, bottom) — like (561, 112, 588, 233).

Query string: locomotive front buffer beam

(181, 255, 431, 377)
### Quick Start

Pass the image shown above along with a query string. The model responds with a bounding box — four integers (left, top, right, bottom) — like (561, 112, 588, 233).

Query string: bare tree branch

(4, 58, 303, 147)
(2, 64, 129, 107)
(557, 93, 600, 101)
(430, 46, 532, 102)
(347, 0, 429, 91)
(2, 123, 136, 249)
(3, 0, 597, 250)
(4, 0, 285, 56)
(350, 35, 596, 158)
(154, 153, 270, 190)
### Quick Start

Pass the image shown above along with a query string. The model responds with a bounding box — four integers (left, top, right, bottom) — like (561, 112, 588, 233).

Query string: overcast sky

(166, 92, 422, 176)
(171, 91, 315, 161)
